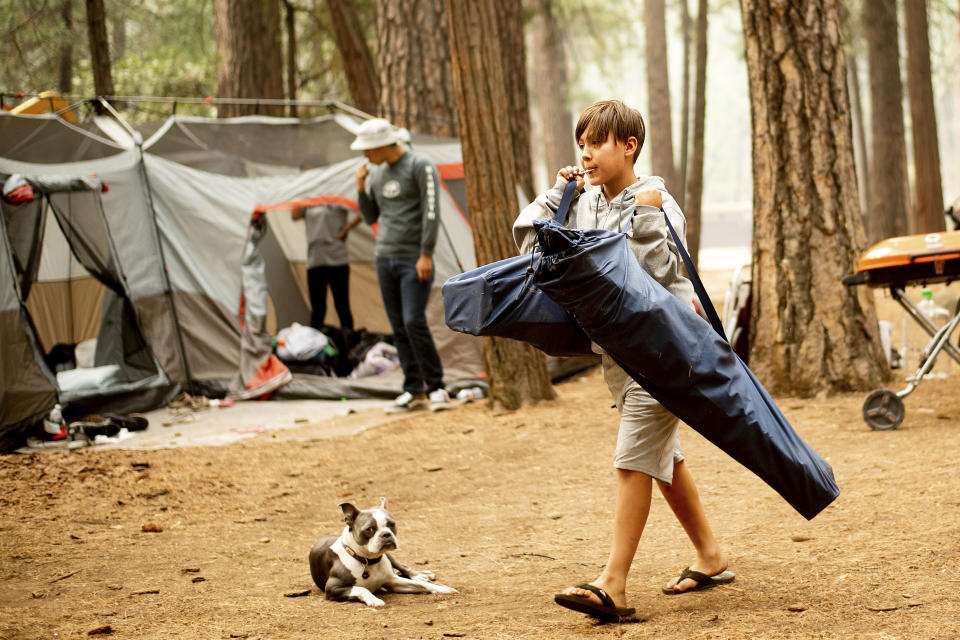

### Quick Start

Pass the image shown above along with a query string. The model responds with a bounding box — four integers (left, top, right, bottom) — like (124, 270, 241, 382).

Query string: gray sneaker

(428, 388, 452, 412)
(386, 391, 427, 414)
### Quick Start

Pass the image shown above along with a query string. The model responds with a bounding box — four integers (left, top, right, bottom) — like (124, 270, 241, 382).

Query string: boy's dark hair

(575, 100, 646, 164)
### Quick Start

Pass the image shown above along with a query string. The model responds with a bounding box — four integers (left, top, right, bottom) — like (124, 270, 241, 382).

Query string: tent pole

(131, 136, 196, 392)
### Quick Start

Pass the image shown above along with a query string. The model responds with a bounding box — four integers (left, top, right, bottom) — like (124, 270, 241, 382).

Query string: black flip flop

(661, 567, 735, 595)
(554, 583, 635, 622)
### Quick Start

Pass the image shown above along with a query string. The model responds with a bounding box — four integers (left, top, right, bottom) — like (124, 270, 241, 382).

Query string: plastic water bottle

(918, 289, 950, 325)
(917, 289, 952, 375)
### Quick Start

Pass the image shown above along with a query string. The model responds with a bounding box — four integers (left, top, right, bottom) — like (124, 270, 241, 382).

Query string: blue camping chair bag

(529, 181, 838, 520)
(441, 181, 593, 357)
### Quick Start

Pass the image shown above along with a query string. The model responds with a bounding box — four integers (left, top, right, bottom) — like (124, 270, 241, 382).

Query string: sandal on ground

(661, 567, 735, 595)
(554, 583, 635, 622)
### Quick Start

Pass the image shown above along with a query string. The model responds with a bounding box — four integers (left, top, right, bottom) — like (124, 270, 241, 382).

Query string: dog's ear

(339, 502, 359, 525)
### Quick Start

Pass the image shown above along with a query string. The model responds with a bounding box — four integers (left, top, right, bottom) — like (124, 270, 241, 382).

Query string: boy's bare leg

(558, 469, 651, 607)
(657, 460, 728, 592)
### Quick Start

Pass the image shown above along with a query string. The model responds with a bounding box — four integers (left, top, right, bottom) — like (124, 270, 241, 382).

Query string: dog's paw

(412, 570, 436, 582)
(363, 595, 386, 608)
(431, 583, 457, 595)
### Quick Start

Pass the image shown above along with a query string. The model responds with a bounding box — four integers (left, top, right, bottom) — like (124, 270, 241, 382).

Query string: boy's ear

(623, 136, 639, 158)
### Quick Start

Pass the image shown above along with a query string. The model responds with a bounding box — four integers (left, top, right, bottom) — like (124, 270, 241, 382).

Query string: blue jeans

(375, 256, 444, 394)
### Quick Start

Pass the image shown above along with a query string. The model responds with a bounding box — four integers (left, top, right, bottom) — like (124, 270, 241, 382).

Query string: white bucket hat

(350, 118, 401, 151)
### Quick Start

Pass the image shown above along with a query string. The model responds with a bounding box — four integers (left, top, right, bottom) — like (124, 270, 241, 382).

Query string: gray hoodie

(512, 175, 697, 307)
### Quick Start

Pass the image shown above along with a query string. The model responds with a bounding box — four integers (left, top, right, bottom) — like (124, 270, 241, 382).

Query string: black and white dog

(308, 498, 456, 607)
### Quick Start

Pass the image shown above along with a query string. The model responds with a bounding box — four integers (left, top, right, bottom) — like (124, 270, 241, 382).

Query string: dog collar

(343, 544, 382, 578)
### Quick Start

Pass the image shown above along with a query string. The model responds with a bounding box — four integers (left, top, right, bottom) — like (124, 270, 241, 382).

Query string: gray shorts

(602, 355, 684, 484)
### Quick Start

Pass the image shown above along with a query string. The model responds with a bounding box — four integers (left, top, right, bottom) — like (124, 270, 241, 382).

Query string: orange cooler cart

(843, 231, 960, 430)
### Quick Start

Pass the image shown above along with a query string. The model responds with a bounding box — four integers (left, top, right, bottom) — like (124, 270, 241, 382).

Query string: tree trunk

(284, 0, 298, 117)
(678, 0, 692, 208)
(59, 0, 73, 95)
(863, 0, 909, 243)
(531, 0, 576, 188)
(378, 0, 457, 137)
(684, 0, 708, 269)
(739, 0, 890, 396)
(495, 0, 535, 202)
(326, 0, 380, 115)
(644, 0, 677, 193)
(84, 0, 113, 97)
(846, 53, 869, 221)
(213, 0, 285, 118)
(444, 0, 556, 411)
(904, 0, 945, 233)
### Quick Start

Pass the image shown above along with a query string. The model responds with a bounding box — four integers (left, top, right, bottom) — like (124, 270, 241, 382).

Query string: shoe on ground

(385, 391, 428, 414)
(429, 388, 452, 412)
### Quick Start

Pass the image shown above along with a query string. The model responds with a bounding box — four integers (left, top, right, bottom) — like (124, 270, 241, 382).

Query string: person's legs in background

(376, 257, 423, 397)
(395, 258, 444, 394)
(307, 266, 330, 331)
(328, 264, 354, 331)
(375, 257, 447, 411)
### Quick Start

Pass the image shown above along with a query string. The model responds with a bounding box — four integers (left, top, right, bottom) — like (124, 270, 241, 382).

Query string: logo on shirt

(382, 180, 401, 199)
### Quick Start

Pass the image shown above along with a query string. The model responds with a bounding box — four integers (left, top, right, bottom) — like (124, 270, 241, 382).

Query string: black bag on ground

(531, 184, 839, 520)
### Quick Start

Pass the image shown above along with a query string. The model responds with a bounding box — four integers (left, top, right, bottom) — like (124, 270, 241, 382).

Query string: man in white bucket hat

(353, 118, 450, 413)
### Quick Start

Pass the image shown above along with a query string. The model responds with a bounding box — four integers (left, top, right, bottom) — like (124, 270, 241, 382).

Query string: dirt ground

(2, 354, 960, 639)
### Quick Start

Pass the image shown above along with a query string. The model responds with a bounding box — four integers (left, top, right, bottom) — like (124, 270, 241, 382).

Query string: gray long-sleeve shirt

(357, 150, 440, 258)
(512, 175, 696, 306)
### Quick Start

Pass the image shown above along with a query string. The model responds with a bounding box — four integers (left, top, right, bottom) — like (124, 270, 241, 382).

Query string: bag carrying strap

(552, 179, 580, 224)
(549, 178, 726, 341)
(660, 209, 727, 341)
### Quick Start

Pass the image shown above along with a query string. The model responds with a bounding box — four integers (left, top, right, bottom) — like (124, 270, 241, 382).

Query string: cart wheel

(862, 390, 905, 431)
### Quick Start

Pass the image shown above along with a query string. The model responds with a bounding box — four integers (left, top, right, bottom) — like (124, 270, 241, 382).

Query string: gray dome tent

(0, 172, 175, 449)
(0, 107, 485, 448)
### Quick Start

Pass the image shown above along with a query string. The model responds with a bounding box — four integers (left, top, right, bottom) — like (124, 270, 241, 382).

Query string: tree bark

(678, 0, 692, 208)
(846, 54, 869, 220)
(84, 0, 114, 97)
(377, 0, 457, 137)
(284, 0, 298, 117)
(684, 0, 708, 269)
(739, 0, 889, 396)
(444, 0, 556, 410)
(644, 0, 677, 193)
(495, 0, 535, 202)
(59, 0, 73, 95)
(904, 0, 945, 233)
(531, 0, 576, 188)
(863, 0, 909, 242)
(326, 0, 380, 115)
(213, 0, 285, 118)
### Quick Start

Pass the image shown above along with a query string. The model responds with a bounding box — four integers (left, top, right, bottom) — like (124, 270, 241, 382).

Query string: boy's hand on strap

(555, 166, 586, 193)
(633, 189, 663, 209)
